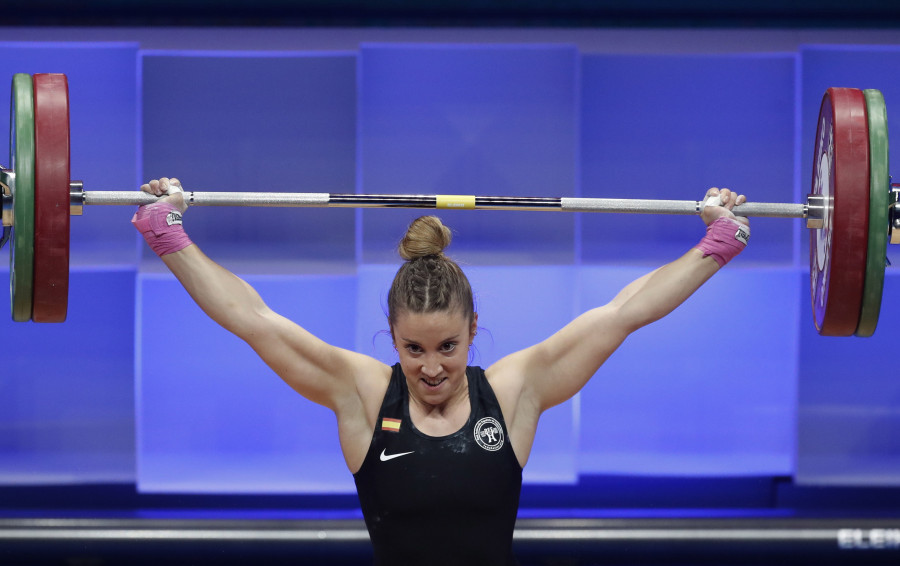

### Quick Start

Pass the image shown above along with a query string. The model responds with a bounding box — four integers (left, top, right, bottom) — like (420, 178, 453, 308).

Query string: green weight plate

(10, 73, 35, 322)
(856, 89, 890, 337)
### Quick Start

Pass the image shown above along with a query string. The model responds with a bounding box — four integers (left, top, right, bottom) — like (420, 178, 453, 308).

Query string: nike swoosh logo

(380, 449, 415, 462)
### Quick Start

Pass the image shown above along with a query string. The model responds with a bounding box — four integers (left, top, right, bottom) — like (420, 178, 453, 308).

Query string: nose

(421, 355, 443, 378)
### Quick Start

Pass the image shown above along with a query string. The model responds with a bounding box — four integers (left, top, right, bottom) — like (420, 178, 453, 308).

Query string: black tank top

(354, 364, 523, 566)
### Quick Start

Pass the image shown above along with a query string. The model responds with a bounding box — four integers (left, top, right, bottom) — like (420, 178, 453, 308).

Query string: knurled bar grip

(561, 198, 804, 218)
(79, 191, 807, 219)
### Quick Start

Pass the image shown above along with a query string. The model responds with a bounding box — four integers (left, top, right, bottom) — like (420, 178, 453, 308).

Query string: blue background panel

(141, 53, 358, 268)
(352, 264, 406, 365)
(0, 42, 139, 265)
(797, 271, 900, 486)
(138, 273, 358, 493)
(797, 46, 900, 486)
(358, 44, 580, 265)
(2, 38, 900, 497)
(577, 266, 797, 476)
(0, 268, 136, 483)
(581, 54, 796, 265)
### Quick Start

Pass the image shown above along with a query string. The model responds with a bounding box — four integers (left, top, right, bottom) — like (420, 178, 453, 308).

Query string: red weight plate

(809, 88, 870, 336)
(32, 73, 70, 323)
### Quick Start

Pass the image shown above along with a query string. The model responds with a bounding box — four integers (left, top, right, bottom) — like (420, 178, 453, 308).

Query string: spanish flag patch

(381, 418, 402, 433)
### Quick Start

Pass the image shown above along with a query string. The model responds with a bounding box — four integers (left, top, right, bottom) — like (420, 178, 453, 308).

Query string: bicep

(244, 308, 385, 411)
(490, 304, 629, 420)
(521, 305, 630, 410)
(165, 247, 381, 411)
(509, 251, 720, 411)
(242, 309, 390, 473)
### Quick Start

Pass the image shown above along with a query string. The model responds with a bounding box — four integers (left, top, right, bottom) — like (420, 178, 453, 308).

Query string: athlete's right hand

(141, 177, 187, 214)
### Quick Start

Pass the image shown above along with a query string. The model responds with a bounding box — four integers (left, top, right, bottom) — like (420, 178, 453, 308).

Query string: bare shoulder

(485, 344, 540, 389)
(338, 352, 393, 420)
(332, 354, 392, 434)
(485, 350, 525, 389)
(329, 353, 393, 474)
(484, 348, 538, 416)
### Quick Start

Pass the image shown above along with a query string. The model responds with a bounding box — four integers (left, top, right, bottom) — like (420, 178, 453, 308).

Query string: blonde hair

(387, 216, 475, 330)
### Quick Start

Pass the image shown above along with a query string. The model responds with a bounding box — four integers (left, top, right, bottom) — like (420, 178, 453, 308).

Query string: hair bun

(398, 216, 452, 260)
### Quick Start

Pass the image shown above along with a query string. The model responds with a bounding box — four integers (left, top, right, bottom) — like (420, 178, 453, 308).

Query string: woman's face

(392, 309, 477, 407)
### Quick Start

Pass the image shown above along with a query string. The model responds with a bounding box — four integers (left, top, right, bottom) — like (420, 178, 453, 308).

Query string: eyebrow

(400, 333, 461, 344)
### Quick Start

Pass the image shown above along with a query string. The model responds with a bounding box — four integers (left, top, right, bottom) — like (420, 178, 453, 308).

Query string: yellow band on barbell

(436, 195, 476, 210)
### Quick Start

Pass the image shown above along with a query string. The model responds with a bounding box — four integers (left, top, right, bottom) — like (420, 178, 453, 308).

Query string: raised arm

(159, 243, 380, 411)
(133, 178, 389, 421)
(488, 188, 749, 464)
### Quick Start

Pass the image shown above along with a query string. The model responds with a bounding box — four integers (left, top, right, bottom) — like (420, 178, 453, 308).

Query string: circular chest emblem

(474, 417, 504, 451)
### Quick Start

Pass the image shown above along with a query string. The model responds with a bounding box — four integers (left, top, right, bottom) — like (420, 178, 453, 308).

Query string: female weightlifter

(132, 178, 749, 566)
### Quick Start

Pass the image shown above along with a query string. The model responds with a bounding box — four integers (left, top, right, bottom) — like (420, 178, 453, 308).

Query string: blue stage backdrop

(796, 45, 900, 486)
(0, 42, 139, 484)
(0, 37, 898, 494)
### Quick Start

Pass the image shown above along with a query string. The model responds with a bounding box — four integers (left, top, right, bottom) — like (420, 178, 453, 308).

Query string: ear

(469, 313, 479, 345)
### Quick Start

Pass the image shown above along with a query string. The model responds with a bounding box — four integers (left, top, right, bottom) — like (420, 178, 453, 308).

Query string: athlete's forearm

(161, 245, 270, 337)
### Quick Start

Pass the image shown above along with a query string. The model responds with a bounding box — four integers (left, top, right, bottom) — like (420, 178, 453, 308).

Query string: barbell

(2, 73, 899, 336)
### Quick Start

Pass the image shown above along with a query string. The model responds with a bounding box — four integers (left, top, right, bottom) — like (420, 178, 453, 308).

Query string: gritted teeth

(423, 377, 447, 387)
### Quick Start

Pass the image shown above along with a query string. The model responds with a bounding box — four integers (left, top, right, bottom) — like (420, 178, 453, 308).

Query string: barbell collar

(806, 194, 824, 229)
(1, 168, 12, 229)
(69, 180, 84, 216)
(891, 184, 900, 245)
(0, 169, 10, 250)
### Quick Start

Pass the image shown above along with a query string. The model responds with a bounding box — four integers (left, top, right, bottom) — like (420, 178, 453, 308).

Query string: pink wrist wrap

(131, 201, 193, 257)
(694, 216, 750, 267)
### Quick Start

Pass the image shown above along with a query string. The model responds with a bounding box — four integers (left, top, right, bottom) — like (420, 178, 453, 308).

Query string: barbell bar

(68, 189, 810, 218)
(1, 74, 898, 336)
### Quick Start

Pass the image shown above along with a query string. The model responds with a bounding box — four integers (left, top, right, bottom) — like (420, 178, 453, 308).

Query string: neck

(410, 382, 468, 413)
(408, 376, 471, 434)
